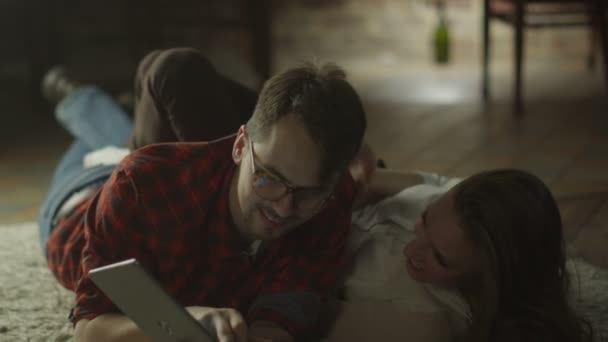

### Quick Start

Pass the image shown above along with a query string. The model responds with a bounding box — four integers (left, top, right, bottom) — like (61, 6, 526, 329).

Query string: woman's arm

(74, 314, 150, 342)
(75, 306, 249, 342)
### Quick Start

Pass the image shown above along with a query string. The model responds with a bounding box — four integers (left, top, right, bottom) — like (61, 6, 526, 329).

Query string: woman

(328, 169, 596, 342)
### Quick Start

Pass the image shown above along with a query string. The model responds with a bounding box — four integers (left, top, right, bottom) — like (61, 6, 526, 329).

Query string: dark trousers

(128, 47, 259, 150)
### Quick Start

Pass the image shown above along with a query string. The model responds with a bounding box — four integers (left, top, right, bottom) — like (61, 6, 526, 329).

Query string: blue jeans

(38, 86, 133, 252)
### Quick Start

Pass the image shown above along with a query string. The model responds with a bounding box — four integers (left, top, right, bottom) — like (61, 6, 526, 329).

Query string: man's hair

(245, 62, 366, 183)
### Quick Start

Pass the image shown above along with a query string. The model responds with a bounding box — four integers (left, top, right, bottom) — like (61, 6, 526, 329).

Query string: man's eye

(255, 172, 280, 185)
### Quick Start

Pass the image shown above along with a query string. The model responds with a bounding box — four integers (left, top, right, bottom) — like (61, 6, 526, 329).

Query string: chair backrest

(489, 0, 598, 27)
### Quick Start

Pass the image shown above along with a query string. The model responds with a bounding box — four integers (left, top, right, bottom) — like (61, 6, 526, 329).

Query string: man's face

(402, 190, 479, 288)
(231, 115, 333, 242)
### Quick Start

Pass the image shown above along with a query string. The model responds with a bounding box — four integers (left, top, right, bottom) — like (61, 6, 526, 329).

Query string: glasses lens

(253, 173, 329, 213)
(253, 173, 287, 200)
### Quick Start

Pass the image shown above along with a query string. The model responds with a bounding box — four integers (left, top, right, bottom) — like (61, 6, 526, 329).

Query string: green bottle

(434, 1, 450, 64)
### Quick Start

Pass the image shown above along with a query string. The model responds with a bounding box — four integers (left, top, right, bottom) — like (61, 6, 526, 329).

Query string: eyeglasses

(248, 138, 332, 214)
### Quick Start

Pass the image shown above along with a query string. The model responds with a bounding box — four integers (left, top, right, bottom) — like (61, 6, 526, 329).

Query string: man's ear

(232, 125, 247, 165)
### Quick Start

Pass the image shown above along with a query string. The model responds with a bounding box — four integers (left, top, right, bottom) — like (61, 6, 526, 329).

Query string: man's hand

(349, 143, 377, 187)
(248, 321, 294, 342)
(349, 143, 378, 208)
(186, 306, 247, 342)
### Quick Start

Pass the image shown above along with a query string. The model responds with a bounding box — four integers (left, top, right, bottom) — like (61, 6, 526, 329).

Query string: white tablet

(89, 258, 215, 342)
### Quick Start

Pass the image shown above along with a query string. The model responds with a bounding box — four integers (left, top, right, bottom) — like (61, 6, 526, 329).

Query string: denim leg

(56, 85, 133, 150)
(38, 139, 90, 247)
(46, 140, 91, 197)
(38, 86, 132, 252)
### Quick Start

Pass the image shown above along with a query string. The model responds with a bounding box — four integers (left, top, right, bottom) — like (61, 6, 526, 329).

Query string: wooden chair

(482, 0, 608, 115)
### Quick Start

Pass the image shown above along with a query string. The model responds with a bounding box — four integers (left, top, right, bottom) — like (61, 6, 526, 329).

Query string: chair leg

(514, 0, 525, 116)
(587, 28, 596, 70)
(482, 0, 491, 101)
(594, 0, 608, 92)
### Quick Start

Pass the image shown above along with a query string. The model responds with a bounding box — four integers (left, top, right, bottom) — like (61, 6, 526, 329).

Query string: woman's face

(403, 189, 479, 288)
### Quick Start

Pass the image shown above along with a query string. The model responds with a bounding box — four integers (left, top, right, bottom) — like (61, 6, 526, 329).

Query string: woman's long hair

(452, 169, 594, 342)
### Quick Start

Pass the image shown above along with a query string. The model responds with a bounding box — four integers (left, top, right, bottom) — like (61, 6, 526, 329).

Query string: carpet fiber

(0, 222, 73, 342)
(0, 222, 607, 341)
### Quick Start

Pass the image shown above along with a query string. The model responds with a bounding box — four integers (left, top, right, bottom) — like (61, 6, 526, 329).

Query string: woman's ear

(232, 125, 247, 164)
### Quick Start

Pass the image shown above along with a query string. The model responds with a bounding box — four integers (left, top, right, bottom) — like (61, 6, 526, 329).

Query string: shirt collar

(206, 141, 255, 261)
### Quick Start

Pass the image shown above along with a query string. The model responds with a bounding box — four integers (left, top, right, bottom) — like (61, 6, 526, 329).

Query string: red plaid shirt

(46, 135, 356, 337)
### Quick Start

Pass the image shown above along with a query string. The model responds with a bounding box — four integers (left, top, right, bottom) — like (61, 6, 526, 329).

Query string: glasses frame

(247, 137, 332, 213)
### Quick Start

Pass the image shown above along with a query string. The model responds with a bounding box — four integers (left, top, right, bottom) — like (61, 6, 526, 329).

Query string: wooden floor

(350, 61, 608, 268)
(0, 58, 607, 266)
(355, 64, 608, 197)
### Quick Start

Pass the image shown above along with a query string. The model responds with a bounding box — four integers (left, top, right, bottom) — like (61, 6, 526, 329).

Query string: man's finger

(213, 314, 236, 342)
(196, 314, 217, 338)
(224, 309, 247, 342)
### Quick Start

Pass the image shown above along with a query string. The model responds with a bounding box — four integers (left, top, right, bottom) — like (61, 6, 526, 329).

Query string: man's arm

(352, 167, 431, 209)
(357, 169, 426, 206)
(349, 144, 426, 209)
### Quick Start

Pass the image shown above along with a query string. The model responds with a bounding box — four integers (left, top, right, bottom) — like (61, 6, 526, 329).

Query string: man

(38, 48, 367, 342)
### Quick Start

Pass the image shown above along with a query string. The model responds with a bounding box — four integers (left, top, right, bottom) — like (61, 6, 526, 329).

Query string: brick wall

(0, 0, 29, 78)
(0, 0, 596, 93)
(56, 0, 264, 89)
(0, 0, 264, 93)
(273, 0, 593, 69)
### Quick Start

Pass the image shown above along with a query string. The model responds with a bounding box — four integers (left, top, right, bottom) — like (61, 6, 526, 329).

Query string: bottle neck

(437, 1, 447, 24)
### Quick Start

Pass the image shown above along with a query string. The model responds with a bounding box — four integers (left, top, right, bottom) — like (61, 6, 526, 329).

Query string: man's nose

(271, 192, 295, 218)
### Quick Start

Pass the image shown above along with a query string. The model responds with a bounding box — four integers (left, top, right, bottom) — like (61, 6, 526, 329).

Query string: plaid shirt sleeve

(248, 173, 356, 338)
(71, 166, 155, 323)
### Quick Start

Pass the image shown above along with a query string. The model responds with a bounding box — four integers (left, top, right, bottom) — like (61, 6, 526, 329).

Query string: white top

(343, 179, 471, 339)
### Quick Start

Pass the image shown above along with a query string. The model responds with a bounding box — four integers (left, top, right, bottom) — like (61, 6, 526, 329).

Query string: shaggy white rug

(0, 222, 607, 341)
(0, 222, 73, 342)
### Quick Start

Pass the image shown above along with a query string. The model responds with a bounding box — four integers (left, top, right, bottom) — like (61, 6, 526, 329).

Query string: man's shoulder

(120, 136, 236, 174)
